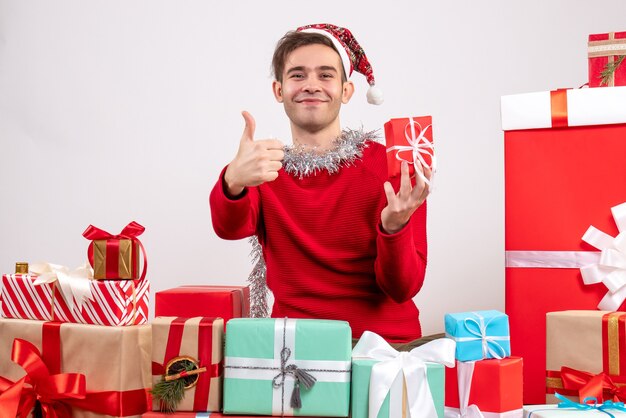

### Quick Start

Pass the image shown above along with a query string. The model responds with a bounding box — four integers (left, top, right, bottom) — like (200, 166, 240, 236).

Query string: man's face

(273, 43, 354, 134)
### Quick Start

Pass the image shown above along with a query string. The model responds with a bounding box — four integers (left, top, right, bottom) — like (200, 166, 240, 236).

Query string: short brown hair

(271, 31, 347, 82)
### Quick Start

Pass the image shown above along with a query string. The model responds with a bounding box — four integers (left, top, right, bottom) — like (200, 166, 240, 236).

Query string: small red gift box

(501, 87, 626, 403)
(384, 116, 434, 178)
(83, 221, 147, 280)
(152, 317, 224, 412)
(588, 31, 626, 87)
(155, 285, 250, 324)
(445, 357, 523, 416)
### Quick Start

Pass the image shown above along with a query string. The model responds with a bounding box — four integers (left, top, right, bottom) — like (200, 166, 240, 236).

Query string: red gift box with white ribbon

(501, 86, 626, 404)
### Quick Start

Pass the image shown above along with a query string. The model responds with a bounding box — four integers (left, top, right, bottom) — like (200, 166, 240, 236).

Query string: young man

(210, 24, 430, 343)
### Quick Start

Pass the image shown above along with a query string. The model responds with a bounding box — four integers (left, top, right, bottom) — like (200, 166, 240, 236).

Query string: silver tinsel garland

(247, 128, 378, 317)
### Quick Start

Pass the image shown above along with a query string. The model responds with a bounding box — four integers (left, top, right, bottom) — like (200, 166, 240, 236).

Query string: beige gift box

(151, 317, 224, 412)
(0, 318, 152, 417)
(546, 310, 626, 403)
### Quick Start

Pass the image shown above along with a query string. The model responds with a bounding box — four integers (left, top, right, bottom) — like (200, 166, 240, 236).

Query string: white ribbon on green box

(223, 318, 352, 416)
(351, 331, 456, 418)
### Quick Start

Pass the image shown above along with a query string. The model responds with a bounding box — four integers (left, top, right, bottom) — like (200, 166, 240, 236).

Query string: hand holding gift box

(444, 310, 511, 361)
(83, 221, 147, 280)
(385, 116, 435, 186)
(351, 331, 455, 418)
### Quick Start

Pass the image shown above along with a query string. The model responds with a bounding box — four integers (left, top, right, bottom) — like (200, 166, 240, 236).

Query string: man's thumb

(241, 111, 256, 142)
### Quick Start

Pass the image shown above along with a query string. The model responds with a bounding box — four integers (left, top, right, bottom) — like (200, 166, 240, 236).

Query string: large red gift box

(384, 116, 434, 179)
(501, 87, 626, 403)
(152, 317, 224, 412)
(0, 318, 152, 417)
(1, 273, 149, 326)
(445, 357, 523, 417)
(588, 31, 626, 87)
(155, 285, 250, 324)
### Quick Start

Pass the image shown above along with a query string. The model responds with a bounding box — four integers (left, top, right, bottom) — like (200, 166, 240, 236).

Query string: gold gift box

(93, 238, 140, 280)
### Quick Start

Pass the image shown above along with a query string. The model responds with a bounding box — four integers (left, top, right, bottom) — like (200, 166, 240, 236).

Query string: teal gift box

(223, 318, 352, 416)
(352, 359, 444, 418)
(444, 310, 511, 361)
(351, 331, 455, 418)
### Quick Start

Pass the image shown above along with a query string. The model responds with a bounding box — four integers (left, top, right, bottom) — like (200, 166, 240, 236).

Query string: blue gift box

(444, 310, 510, 361)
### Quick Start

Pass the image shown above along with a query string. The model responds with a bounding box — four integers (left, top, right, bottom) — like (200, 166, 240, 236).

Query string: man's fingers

(257, 138, 285, 150)
(241, 111, 256, 142)
(267, 149, 285, 162)
(399, 161, 411, 196)
(383, 181, 396, 204)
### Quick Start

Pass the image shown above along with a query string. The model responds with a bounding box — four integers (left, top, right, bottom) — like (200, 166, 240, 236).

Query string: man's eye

(291, 74, 304, 79)
(321, 73, 333, 79)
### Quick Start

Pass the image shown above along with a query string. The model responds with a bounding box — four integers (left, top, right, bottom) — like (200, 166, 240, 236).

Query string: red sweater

(209, 140, 427, 343)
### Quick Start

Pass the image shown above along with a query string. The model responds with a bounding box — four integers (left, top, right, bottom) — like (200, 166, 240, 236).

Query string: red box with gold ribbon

(83, 221, 147, 280)
(384, 116, 435, 179)
(151, 317, 224, 412)
(155, 286, 250, 325)
(444, 358, 523, 417)
(588, 31, 626, 88)
(0, 318, 152, 417)
(546, 311, 626, 403)
(500, 87, 626, 404)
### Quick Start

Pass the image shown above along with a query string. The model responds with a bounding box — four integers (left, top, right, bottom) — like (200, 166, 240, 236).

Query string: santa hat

(296, 23, 384, 105)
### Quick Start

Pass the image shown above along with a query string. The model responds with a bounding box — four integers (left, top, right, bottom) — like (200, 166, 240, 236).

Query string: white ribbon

(443, 361, 485, 418)
(447, 313, 510, 360)
(386, 118, 436, 187)
(580, 202, 626, 311)
(352, 331, 455, 418)
(29, 262, 95, 311)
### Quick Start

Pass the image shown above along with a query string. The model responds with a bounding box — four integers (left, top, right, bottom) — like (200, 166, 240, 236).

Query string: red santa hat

(296, 23, 384, 105)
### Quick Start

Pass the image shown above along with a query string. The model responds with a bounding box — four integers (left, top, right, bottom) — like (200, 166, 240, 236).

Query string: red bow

(0, 339, 86, 418)
(561, 366, 626, 403)
(83, 221, 147, 280)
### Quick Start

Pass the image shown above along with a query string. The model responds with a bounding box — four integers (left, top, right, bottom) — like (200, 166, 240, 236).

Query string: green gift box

(352, 359, 444, 418)
(223, 318, 352, 416)
(351, 331, 455, 418)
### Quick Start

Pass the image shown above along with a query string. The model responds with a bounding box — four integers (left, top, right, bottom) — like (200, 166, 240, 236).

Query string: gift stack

(351, 330, 455, 418)
(0, 221, 152, 417)
(443, 310, 523, 418)
(147, 285, 249, 417)
(501, 79, 626, 404)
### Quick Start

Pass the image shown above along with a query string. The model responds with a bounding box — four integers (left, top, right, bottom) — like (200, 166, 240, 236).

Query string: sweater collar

(282, 128, 378, 179)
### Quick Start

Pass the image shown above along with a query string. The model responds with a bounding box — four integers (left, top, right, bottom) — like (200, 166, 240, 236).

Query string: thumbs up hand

(224, 111, 285, 196)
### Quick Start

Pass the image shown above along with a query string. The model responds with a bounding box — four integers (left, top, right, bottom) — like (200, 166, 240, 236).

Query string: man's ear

(272, 80, 283, 103)
(342, 80, 355, 104)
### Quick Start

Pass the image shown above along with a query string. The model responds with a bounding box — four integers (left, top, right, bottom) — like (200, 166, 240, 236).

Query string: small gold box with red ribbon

(0, 318, 152, 417)
(384, 116, 435, 179)
(588, 31, 626, 87)
(546, 310, 626, 403)
(83, 221, 147, 280)
(151, 317, 224, 412)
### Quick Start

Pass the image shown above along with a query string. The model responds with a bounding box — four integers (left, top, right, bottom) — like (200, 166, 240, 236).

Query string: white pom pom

(366, 85, 384, 105)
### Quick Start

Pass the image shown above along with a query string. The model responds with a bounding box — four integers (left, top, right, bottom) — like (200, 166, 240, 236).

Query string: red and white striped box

(0, 273, 149, 326)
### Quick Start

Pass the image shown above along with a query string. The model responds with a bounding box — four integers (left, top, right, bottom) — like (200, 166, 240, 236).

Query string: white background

(1, 0, 625, 335)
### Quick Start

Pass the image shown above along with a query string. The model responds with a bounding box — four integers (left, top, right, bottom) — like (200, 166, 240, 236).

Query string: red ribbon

(152, 317, 222, 411)
(561, 366, 626, 403)
(0, 323, 151, 417)
(83, 221, 148, 280)
(550, 89, 569, 128)
(0, 338, 86, 418)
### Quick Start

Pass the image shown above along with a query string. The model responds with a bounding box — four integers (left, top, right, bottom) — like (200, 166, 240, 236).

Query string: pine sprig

(600, 55, 625, 86)
(151, 360, 197, 413)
